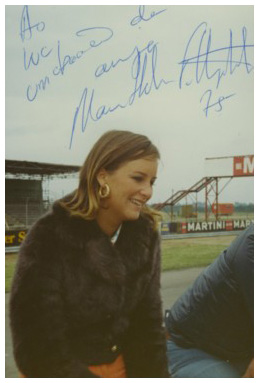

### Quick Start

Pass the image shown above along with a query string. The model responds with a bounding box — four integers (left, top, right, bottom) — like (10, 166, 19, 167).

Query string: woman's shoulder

(19, 212, 57, 258)
(20, 197, 72, 251)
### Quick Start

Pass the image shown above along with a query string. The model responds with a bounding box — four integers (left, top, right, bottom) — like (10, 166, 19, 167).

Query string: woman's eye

(132, 176, 143, 182)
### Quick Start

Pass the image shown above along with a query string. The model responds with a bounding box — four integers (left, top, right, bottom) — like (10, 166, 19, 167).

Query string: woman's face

(97, 157, 158, 230)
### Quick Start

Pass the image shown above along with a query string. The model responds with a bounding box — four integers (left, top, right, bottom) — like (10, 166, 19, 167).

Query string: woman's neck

(96, 210, 121, 237)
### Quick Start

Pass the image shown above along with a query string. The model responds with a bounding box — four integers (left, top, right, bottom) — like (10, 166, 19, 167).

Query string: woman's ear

(96, 168, 108, 186)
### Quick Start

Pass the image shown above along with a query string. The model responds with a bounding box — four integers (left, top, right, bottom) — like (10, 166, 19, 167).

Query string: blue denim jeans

(166, 339, 249, 378)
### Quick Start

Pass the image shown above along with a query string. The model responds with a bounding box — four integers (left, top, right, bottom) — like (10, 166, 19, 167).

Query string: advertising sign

(205, 155, 254, 177)
(180, 219, 253, 234)
(5, 230, 27, 247)
(233, 156, 254, 176)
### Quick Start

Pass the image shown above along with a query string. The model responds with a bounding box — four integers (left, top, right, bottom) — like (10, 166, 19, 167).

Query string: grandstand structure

(5, 160, 80, 229)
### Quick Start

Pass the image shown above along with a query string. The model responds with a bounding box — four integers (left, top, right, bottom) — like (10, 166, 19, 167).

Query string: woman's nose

(140, 183, 153, 200)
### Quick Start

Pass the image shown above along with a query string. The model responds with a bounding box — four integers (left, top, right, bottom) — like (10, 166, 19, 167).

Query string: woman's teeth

(130, 199, 142, 207)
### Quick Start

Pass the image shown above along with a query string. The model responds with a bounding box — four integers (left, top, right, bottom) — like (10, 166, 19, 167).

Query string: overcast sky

(5, 4, 254, 204)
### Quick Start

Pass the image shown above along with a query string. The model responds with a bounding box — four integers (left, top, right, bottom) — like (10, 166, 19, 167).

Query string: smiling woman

(95, 157, 158, 235)
(9, 130, 169, 378)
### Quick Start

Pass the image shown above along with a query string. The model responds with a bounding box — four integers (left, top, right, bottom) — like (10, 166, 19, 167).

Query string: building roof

(5, 159, 80, 177)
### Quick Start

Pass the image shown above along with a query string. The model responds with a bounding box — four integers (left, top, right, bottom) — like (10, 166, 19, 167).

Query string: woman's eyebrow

(132, 171, 157, 179)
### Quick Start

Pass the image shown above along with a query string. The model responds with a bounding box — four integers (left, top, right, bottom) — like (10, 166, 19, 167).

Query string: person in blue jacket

(165, 224, 254, 378)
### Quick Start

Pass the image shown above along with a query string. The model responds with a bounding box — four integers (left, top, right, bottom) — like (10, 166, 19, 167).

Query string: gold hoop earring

(98, 183, 110, 198)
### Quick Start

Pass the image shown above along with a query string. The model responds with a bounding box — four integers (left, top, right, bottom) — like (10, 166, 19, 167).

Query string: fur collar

(49, 198, 155, 284)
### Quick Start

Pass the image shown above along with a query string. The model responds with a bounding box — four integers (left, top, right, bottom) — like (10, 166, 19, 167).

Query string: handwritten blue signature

(69, 40, 174, 148)
(179, 22, 254, 89)
(70, 20, 253, 145)
(130, 5, 167, 26)
(20, 5, 254, 144)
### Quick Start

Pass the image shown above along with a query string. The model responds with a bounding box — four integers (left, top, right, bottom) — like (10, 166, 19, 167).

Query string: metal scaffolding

(154, 155, 254, 221)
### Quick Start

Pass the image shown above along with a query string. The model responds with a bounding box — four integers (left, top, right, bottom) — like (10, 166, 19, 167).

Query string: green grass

(5, 235, 237, 293)
(161, 235, 236, 271)
(5, 253, 18, 293)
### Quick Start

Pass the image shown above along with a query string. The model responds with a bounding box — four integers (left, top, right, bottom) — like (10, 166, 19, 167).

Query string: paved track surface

(5, 267, 205, 378)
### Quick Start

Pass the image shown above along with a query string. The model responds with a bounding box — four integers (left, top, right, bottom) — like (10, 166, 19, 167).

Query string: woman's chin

(124, 211, 141, 221)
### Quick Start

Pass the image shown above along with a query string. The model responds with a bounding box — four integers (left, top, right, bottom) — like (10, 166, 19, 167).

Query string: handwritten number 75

(200, 89, 235, 117)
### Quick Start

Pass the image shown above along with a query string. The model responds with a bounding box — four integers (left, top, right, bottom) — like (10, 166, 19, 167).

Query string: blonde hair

(60, 130, 161, 227)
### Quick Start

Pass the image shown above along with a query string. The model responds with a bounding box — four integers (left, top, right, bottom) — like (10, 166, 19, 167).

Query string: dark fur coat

(9, 199, 169, 378)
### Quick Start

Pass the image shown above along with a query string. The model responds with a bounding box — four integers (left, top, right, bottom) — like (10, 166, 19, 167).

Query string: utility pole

(170, 189, 174, 222)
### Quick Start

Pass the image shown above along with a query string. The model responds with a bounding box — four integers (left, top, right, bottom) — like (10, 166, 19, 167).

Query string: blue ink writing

(70, 40, 174, 148)
(129, 41, 174, 104)
(52, 27, 113, 77)
(76, 26, 113, 47)
(52, 40, 87, 76)
(200, 89, 235, 117)
(95, 40, 155, 78)
(69, 87, 128, 149)
(20, 5, 45, 42)
(26, 76, 50, 102)
(130, 5, 167, 26)
(179, 22, 254, 89)
(23, 24, 114, 101)
(23, 46, 53, 70)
